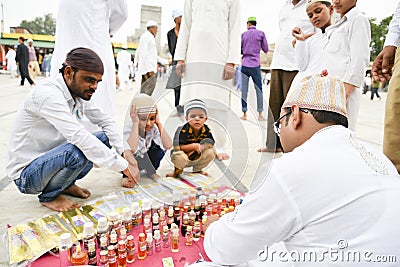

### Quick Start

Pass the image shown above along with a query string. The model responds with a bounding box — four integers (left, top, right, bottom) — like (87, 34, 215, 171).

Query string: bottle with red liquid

(126, 235, 135, 263)
(122, 208, 132, 234)
(171, 228, 179, 252)
(117, 240, 127, 267)
(107, 245, 117, 267)
(185, 226, 193, 246)
(71, 244, 88, 266)
(99, 250, 108, 267)
(154, 230, 161, 252)
(137, 233, 147, 260)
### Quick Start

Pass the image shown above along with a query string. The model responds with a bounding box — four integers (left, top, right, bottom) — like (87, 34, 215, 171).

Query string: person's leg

(376, 88, 381, 99)
(251, 66, 266, 120)
(192, 148, 216, 174)
(370, 87, 375, 100)
(140, 73, 149, 94)
(240, 67, 250, 118)
(384, 47, 400, 173)
(167, 150, 188, 177)
(145, 141, 166, 177)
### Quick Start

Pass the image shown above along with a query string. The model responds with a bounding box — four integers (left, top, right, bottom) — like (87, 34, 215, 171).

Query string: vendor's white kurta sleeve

(174, 0, 192, 61)
(384, 1, 400, 47)
(227, 0, 241, 64)
(203, 164, 302, 265)
(108, 0, 128, 35)
(342, 15, 371, 87)
(122, 105, 133, 151)
(295, 39, 310, 72)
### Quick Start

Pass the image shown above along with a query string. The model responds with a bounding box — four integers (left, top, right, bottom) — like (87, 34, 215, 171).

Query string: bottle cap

(131, 201, 140, 211)
(146, 233, 153, 242)
(144, 217, 150, 225)
(194, 221, 200, 227)
(120, 226, 127, 236)
(110, 231, 117, 242)
(168, 207, 174, 216)
(127, 235, 134, 241)
(138, 233, 145, 241)
(159, 209, 166, 218)
(199, 195, 207, 204)
(123, 207, 132, 219)
(172, 228, 179, 235)
(118, 240, 126, 249)
(108, 211, 118, 221)
(100, 250, 108, 256)
(107, 245, 114, 251)
(142, 199, 151, 210)
(163, 225, 169, 232)
(97, 217, 108, 228)
(152, 213, 159, 223)
(154, 230, 161, 239)
(83, 221, 94, 235)
(59, 233, 72, 247)
(100, 234, 107, 244)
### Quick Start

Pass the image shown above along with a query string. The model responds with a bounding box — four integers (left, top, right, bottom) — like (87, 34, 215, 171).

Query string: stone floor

(0, 73, 386, 266)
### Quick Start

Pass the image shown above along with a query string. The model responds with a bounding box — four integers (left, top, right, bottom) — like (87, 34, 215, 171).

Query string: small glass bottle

(146, 233, 154, 256)
(117, 240, 127, 267)
(143, 217, 152, 238)
(199, 195, 207, 219)
(181, 213, 189, 236)
(97, 217, 109, 246)
(201, 214, 207, 238)
(137, 233, 147, 260)
(167, 206, 174, 228)
(154, 230, 161, 252)
(185, 226, 193, 246)
(142, 199, 152, 220)
(71, 244, 88, 266)
(87, 240, 97, 266)
(159, 209, 167, 231)
(122, 208, 132, 233)
(119, 225, 127, 244)
(189, 210, 196, 226)
(126, 235, 135, 263)
(83, 221, 96, 252)
(189, 189, 196, 208)
(162, 225, 169, 248)
(194, 199, 201, 221)
(152, 213, 159, 235)
(193, 221, 201, 242)
(109, 211, 120, 235)
(152, 202, 160, 216)
(131, 202, 142, 227)
(211, 194, 219, 215)
(173, 206, 181, 226)
(228, 206, 235, 213)
(59, 233, 73, 267)
(100, 234, 108, 251)
(109, 230, 118, 255)
(99, 250, 108, 267)
(171, 228, 180, 253)
(107, 245, 117, 267)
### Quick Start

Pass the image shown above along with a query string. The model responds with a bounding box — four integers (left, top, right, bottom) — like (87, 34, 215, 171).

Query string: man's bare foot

(193, 170, 209, 176)
(62, 184, 91, 199)
(41, 195, 79, 212)
(150, 173, 161, 179)
(217, 153, 230, 160)
(240, 113, 247, 120)
(258, 115, 267, 121)
(122, 177, 136, 188)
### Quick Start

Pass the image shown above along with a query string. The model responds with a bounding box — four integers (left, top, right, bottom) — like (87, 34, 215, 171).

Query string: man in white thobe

(136, 20, 159, 96)
(196, 75, 400, 267)
(5, 46, 17, 78)
(50, 0, 128, 117)
(174, 0, 241, 157)
(117, 45, 132, 90)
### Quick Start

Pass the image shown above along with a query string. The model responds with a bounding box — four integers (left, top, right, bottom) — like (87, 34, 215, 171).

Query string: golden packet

(58, 208, 91, 239)
(18, 221, 55, 256)
(81, 204, 107, 226)
(8, 226, 33, 265)
(36, 215, 77, 245)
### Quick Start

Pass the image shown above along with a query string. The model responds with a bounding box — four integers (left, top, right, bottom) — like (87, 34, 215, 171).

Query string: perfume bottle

(109, 211, 120, 235)
(87, 240, 97, 266)
(143, 217, 152, 238)
(154, 230, 161, 252)
(137, 233, 147, 260)
(167, 206, 174, 228)
(99, 250, 108, 267)
(122, 208, 132, 234)
(109, 230, 118, 255)
(159, 209, 167, 231)
(83, 221, 96, 252)
(126, 235, 135, 263)
(131, 202, 142, 227)
(117, 240, 127, 267)
(152, 213, 159, 235)
(142, 199, 152, 220)
(162, 225, 169, 248)
(185, 226, 193, 246)
(59, 233, 73, 267)
(146, 233, 154, 256)
(96, 217, 109, 246)
(171, 228, 179, 253)
(193, 221, 201, 241)
(71, 244, 88, 266)
(107, 245, 117, 267)
(100, 234, 108, 251)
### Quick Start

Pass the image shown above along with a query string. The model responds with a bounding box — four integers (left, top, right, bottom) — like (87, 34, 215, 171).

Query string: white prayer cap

(172, 10, 182, 19)
(27, 39, 33, 43)
(146, 20, 158, 28)
(131, 94, 156, 114)
(184, 99, 208, 117)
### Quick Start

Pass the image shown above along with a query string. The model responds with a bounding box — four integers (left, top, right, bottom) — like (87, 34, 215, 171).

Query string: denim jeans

(14, 131, 110, 202)
(241, 66, 264, 112)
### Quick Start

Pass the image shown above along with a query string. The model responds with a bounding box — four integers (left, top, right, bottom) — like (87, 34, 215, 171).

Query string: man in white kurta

(117, 46, 132, 90)
(5, 46, 17, 78)
(50, 0, 128, 117)
(198, 75, 400, 267)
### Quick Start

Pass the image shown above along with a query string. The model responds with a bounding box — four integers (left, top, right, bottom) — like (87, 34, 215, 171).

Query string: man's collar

(248, 26, 256, 30)
(57, 73, 74, 103)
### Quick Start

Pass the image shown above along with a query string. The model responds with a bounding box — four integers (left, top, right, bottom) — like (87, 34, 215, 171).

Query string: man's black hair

(283, 107, 348, 128)
(248, 21, 257, 26)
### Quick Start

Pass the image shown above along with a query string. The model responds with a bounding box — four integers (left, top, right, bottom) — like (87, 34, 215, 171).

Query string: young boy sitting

(122, 94, 172, 187)
(167, 99, 227, 178)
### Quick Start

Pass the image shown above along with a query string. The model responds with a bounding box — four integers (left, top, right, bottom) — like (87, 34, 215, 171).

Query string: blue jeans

(14, 132, 110, 202)
(241, 66, 264, 112)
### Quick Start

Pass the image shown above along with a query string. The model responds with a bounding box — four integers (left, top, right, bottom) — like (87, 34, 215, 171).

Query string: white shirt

(204, 126, 400, 266)
(116, 49, 132, 82)
(323, 7, 371, 88)
(7, 74, 128, 181)
(290, 29, 327, 91)
(50, 0, 128, 116)
(5, 49, 17, 68)
(384, 1, 400, 47)
(270, 0, 314, 71)
(136, 31, 157, 75)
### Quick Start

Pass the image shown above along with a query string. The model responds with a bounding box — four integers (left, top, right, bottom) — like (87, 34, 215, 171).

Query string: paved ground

(0, 73, 387, 265)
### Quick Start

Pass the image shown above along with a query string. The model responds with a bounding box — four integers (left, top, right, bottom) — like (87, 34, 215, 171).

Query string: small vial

(171, 228, 180, 253)
(142, 199, 152, 220)
(122, 208, 132, 233)
(119, 225, 127, 243)
(131, 202, 142, 227)
(100, 234, 108, 251)
(146, 233, 154, 256)
(99, 250, 108, 267)
(162, 225, 169, 248)
(137, 233, 147, 260)
(181, 213, 189, 236)
(117, 240, 127, 267)
(109, 211, 120, 235)
(59, 233, 72, 267)
(96, 217, 109, 246)
(159, 209, 167, 230)
(174, 207, 181, 226)
(87, 240, 97, 265)
(201, 214, 207, 238)
(154, 230, 161, 252)
(71, 244, 88, 266)
(126, 235, 135, 263)
(83, 221, 96, 252)
(199, 195, 207, 219)
(194, 199, 201, 221)
(189, 210, 196, 226)
(185, 226, 193, 246)
(152, 213, 160, 235)
(143, 217, 152, 238)
(107, 245, 117, 267)
(167, 206, 174, 228)
(109, 230, 118, 255)
(193, 221, 201, 241)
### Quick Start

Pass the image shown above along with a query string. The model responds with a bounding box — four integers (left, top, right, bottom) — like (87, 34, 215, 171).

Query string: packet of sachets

(36, 215, 77, 245)
(7, 226, 33, 265)
(81, 204, 107, 226)
(18, 221, 55, 256)
(58, 208, 91, 239)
